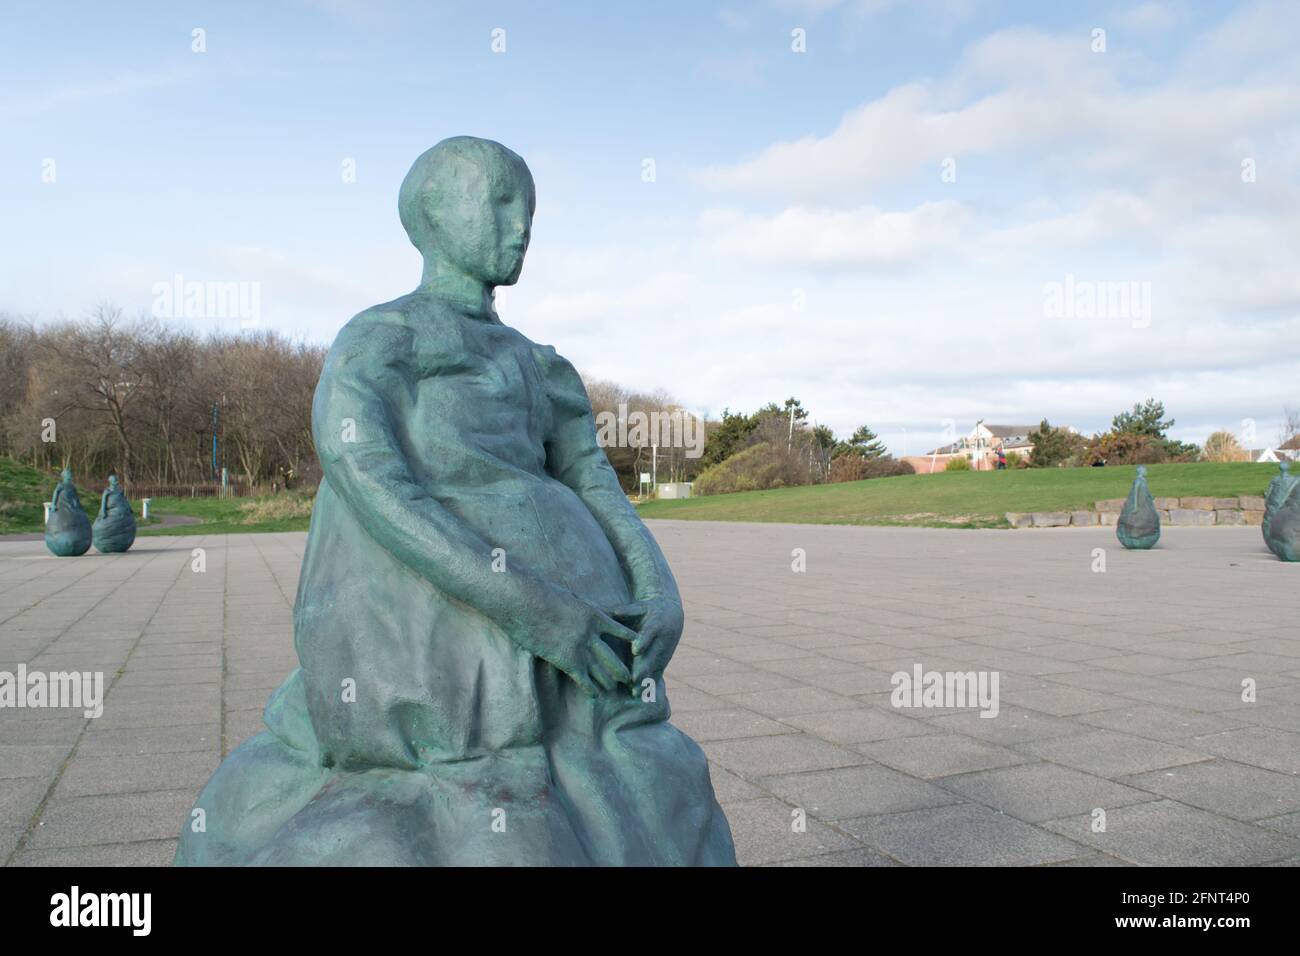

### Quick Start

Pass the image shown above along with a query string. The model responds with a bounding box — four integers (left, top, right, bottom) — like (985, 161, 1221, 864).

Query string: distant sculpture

(176, 137, 736, 866)
(1117, 465, 1160, 549)
(45, 468, 92, 557)
(92, 475, 136, 553)
(1262, 460, 1300, 561)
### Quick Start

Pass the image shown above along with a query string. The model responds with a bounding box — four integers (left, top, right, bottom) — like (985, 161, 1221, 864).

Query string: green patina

(1262, 460, 1300, 561)
(175, 137, 736, 866)
(91, 475, 136, 553)
(1116, 465, 1160, 550)
(45, 468, 92, 557)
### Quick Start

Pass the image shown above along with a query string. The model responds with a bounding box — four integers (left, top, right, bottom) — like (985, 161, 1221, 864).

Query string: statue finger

(598, 617, 639, 645)
(590, 641, 631, 687)
(569, 668, 600, 697)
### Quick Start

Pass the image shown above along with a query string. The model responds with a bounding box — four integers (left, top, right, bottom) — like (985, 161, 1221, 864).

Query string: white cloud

(701, 201, 971, 268)
(696, 25, 1300, 204)
(643, 10, 1300, 445)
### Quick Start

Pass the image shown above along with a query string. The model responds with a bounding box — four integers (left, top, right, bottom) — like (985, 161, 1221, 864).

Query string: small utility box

(655, 483, 693, 500)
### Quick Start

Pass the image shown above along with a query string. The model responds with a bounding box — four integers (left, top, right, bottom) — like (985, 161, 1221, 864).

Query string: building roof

(1279, 434, 1300, 450)
(983, 424, 1039, 438)
(1250, 448, 1298, 462)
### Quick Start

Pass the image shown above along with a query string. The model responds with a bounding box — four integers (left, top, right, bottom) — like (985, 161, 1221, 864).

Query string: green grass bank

(635, 462, 1276, 529)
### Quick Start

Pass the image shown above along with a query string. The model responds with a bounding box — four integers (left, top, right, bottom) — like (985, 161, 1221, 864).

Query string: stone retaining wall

(1006, 495, 1265, 529)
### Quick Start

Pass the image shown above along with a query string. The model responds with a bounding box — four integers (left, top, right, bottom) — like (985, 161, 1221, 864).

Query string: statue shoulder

(529, 342, 592, 414)
(529, 341, 580, 385)
(325, 305, 419, 372)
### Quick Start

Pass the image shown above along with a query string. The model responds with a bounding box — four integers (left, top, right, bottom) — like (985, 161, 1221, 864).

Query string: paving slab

(1041, 799, 1300, 866)
(1, 523, 1296, 866)
(857, 734, 1032, 778)
(935, 762, 1160, 824)
(840, 803, 1086, 867)
(1119, 760, 1300, 821)
(761, 763, 962, 820)
(1013, 729, 1211, 777)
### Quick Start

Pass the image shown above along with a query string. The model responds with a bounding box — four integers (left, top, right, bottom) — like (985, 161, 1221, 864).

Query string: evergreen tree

(1112, 398, 1173, 438)
(833, 425, 887, 460)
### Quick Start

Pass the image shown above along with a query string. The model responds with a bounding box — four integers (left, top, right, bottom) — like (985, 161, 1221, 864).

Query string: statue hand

(529, 600, 637, 697)
(609, 597, 684, 684)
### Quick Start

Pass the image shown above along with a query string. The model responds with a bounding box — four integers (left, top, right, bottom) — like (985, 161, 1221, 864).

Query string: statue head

(108, 474, 119, 488)
(1282, 460, 1291, 475)
(61, 467, 72, 482)
(1136, 465, 1147, 478)
(399, 136, 536, 290)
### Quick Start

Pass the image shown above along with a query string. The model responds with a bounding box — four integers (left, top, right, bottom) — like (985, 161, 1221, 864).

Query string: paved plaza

(2, 522, 1299, 866)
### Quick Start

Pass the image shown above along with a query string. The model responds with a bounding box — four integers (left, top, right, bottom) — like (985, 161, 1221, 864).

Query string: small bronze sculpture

(1117, 465, 1160, 549)
(45, 468, 92, 557)
(92, 474, 136, 553)
(176, 137, 736, 866)
(1262, 460, 1300, 561)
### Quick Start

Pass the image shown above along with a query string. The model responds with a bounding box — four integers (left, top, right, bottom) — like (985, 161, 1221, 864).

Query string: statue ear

(420, 191, 442, 245)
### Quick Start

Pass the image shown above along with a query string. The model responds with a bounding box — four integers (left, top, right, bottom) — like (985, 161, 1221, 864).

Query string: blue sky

(2, 0, 1298, 454)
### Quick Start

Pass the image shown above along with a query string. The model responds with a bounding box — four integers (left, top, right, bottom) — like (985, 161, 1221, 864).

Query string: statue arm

(100, 488, 110, 514)
(314, 322, 626, 677)
(543, 357, 680, 607)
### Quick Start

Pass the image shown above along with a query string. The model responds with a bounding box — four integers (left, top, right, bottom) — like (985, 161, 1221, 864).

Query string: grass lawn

(0, 458, 313, 536)
(139, 494, 313, 535)
(0, 458, 56, 534)
(4, 457, 1282, 535)
(636, 461, 1278, 529)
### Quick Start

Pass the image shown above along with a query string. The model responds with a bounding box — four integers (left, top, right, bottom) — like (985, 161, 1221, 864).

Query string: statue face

(425, 152, 535, 287)
(61, 468, 71, 481)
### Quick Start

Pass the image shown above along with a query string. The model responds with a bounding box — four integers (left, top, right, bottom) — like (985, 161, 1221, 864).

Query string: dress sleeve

(314, 320, 594, 646)
(536, 346, 680, 604)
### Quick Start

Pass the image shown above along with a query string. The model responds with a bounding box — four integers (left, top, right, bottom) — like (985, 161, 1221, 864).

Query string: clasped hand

(536, 594, 683, 697)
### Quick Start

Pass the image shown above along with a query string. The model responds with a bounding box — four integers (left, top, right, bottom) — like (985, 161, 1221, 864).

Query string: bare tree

(2, 306, 330, 492)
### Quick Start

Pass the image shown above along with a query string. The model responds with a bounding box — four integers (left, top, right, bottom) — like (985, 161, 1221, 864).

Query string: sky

(2, 0, 1298, 456)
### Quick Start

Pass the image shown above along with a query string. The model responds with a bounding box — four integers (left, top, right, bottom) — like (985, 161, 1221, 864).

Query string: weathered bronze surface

(45, 468, 92, 557)
(1263, 460, 1300, 561)
(1117, 465, 1160, 550)
(176, 138, 736, 866)
(91, 475, 136, 553)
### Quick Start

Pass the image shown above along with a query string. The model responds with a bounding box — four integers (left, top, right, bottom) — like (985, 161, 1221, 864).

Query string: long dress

(1263, 463, 1300, 561)
(92, 484, 137, 553)
(175, 293, 736, 866)
(1116, 468, 1160, 550)
(45, 477, 92, 557)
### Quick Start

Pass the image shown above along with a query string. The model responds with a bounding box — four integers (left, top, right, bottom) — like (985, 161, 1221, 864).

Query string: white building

(915, 422, 1072, 472)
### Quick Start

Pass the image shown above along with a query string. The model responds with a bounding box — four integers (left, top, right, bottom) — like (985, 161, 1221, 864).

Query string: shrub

(1086, 430, 1160, 466)
(238, 494, 314, 524)
(864, 456, 914, 478)
(1028, 420, 1086, 467)
(829, 455, 870, 483)
(693, 442, 809, 496)
(828, 454, 915, 483)
(944, 455, 971, 472)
